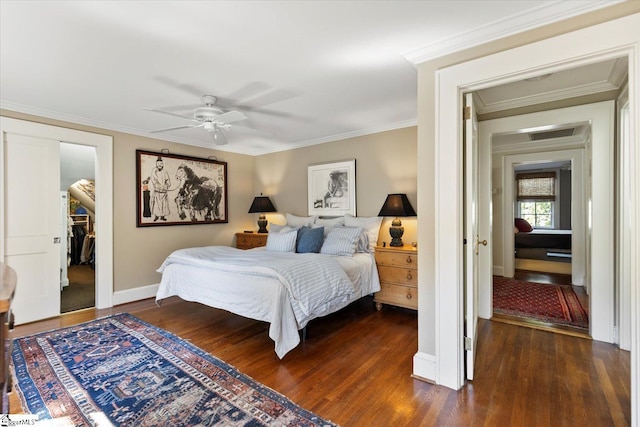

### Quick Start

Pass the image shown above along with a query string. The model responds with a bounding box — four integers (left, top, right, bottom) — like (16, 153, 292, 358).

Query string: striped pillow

(320, 226, 362, 256)
(344, 214, 382, 252)
(266, 229, 297, 252)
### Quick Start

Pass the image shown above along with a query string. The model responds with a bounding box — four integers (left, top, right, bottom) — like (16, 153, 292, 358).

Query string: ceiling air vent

(529, 128, 575, 141)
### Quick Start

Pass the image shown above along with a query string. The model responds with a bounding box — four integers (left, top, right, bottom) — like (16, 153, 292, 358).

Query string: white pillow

(266, 229, 297, 252)
(270, 223, 298, 234)
(320, 226, 362, 256)
(286, 213, 317, 227)
(355, 228, 370, 253)
(314, 216, 345, 236)
(344, 214, 382, 252)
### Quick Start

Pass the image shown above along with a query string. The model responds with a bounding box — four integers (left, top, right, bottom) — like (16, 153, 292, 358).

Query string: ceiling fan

(144, 95, 265, 145)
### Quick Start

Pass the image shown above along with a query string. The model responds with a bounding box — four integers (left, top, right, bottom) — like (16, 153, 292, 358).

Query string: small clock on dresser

(374, 245, 418, 310)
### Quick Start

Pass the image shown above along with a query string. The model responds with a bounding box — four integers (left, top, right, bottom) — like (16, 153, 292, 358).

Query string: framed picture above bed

(136, 150, 228, 227)
(307, 159, 356, 216)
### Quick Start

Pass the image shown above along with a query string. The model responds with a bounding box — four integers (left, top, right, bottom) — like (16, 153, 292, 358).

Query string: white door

(464, 92, 481, 380)
(4, 133, 61, 324)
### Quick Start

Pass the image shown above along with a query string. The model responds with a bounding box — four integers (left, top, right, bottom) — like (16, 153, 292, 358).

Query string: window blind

(516, 172, 556, 201)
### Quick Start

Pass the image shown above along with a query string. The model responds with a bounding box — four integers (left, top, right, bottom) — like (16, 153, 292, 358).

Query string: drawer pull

(406, 256, 413, 264)
(406, 272, 412, 280)
(406, 292, 412, 300)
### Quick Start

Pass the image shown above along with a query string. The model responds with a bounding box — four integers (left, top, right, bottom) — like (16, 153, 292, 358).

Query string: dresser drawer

(375, 283, 417, 310)
(375, 250, 418, 268)
(377, 265, 417, 286)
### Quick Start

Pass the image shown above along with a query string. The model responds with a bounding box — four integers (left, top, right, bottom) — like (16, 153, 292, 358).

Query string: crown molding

(263, 119, 418, 155)
(0, 101, 417, 157)
(475, 80, 621, 114)
(403, 0, 624, 65)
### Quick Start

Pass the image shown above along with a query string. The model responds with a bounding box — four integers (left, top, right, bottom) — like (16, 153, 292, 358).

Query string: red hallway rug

(493, 276, 589, 330)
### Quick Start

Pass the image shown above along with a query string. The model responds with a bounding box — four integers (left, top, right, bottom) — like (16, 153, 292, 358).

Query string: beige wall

(1, 109, 417, 293)
(415, 3, 639, 357)
(254, 126, 418, 247)
(0, 109, 256, 292)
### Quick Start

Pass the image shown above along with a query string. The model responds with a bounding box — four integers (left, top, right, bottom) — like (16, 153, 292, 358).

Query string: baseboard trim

(413, 351, 436, 383)
(493, 266, 504, 276)
(112, 283, 159, 306)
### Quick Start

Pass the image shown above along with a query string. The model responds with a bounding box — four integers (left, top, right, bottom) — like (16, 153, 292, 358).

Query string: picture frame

(136, 150, 228, 227)
(307, 159, 356, 216)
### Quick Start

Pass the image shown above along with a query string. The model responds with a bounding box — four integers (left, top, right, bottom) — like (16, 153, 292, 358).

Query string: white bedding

(156, 246, 380, 358)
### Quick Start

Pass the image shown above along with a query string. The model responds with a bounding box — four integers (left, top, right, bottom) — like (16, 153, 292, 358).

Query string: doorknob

(475, 235, 487, 255)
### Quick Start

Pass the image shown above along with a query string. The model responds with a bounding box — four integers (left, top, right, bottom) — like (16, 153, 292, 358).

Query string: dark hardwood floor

(9, 294, 629, 426)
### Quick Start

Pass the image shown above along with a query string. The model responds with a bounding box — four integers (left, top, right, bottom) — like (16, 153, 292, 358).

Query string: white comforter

(156, 246, 380, 358)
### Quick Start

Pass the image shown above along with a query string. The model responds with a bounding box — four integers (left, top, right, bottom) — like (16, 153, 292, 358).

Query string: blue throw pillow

(296, 226, 324, 253)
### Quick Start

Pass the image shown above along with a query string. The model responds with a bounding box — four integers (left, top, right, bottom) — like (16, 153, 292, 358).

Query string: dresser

(374, 245, 418, 310)
(0, 263, 16, 413)
(236, 232, 268, 250)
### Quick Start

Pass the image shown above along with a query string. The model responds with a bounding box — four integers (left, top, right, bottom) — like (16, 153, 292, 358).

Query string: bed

(156, 244, 380, 359)
(515, 229, 571, 249)
(515, 229, 572, 261)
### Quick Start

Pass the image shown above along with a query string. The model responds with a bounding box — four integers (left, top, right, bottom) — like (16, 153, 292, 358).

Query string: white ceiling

(0, 1, 623, 156)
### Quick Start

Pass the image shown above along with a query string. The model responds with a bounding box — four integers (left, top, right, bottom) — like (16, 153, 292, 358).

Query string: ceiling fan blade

(150, 123, 202, 133)
(233, 105, 296, 119)
(210, 129, 228, 145)
(153, 76, 207, 98)
(143, 107, 196, 121)
(215, 110, 247, 124)
(211, 82, 272, 109)
(242, 88, 298, 108)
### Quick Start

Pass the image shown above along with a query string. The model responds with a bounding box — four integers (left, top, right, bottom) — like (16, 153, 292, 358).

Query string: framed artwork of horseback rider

(136, 150, 228, 227)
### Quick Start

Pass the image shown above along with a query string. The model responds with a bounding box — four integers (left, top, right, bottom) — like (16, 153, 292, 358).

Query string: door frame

(0, 117, 113, 309)
(501, 148, 587, 286)
(429, 13, 638, 412)
(477, 102, 616, 341)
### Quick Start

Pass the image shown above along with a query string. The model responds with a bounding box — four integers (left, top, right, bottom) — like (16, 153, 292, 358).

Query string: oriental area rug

(493, 276, 589, 330)
(12, 313, 337, 427)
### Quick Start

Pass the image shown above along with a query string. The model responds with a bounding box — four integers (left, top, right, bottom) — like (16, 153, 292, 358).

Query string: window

(519, 200, 554, 228)
(516, 171, 556, 228)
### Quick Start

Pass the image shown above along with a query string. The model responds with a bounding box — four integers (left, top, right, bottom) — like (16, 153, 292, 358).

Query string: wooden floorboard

(9, 295, 630, 426)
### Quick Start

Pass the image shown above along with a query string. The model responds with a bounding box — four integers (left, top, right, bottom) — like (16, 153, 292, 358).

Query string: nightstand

(236, 232, 268, 250)
(374, 245, 418, 310)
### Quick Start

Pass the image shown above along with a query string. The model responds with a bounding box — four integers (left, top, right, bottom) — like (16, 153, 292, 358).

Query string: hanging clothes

(70, 224, 86, 265)
(80, 234, 95, 265)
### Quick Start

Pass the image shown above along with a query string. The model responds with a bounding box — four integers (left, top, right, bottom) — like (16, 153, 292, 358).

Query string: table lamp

(248, 195, 276, 233)
(378, 194, 416, 247)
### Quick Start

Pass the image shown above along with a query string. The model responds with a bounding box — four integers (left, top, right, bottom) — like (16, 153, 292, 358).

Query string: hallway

(492, 270, 590, 338)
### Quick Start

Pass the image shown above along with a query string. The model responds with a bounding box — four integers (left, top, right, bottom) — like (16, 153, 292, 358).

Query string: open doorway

(0, 116, 113, 325)
(478, 100, 617, 344)
(491, 155, 589, 335)
(427, 14, 638, 406)
(60, 143, 96, 313)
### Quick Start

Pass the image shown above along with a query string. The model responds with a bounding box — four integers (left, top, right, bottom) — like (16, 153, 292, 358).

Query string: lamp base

(389, 218, 404, 247)
(257, 215, 268, 233)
